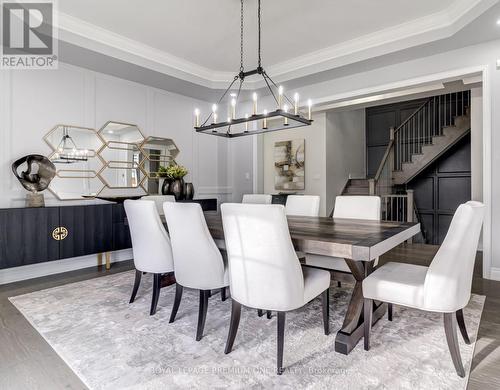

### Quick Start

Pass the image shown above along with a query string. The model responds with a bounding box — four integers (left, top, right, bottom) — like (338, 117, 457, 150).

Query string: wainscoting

(0, 63, 234, 282)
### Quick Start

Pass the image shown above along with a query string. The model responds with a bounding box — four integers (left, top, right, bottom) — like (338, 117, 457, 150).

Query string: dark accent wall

(365, 97, 472, 245)
(408, 134, 471, 245)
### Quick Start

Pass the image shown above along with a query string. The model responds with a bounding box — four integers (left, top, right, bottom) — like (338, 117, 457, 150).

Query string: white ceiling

(57, 0, 499, 88)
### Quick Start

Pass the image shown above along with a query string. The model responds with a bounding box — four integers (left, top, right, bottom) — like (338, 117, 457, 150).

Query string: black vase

(170, 179, 184, 201)
(161, 179, 170, 195)
(184, 182, 194, 200)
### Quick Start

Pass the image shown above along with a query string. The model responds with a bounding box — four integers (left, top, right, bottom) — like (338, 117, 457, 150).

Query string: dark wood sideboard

(0, 198, 217, 270)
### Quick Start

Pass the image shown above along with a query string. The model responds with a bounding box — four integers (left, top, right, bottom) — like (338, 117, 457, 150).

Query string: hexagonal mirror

(44, 125, 103, 159)
(140, 136, 180, 179)
(98, 121, 145, 146)
(49, 174, 106, 200)
(98, 161, 146, 189)
(43, 125, 105, 200)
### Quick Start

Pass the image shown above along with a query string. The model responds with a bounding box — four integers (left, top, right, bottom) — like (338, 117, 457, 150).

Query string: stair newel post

(368, 179, 375, 196)
(406, 189, 414, 244)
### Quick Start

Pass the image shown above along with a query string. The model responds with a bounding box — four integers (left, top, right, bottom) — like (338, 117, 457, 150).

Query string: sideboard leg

(105, 252, 111, 270)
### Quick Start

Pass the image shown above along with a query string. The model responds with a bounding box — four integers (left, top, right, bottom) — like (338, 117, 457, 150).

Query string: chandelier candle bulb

(192, 0, 313, 137)
(283, 104, 289, 125)
(231, 98, 237, 119)
(308, 99, 312, 120)
(212, 104, 218, 124)
(194, 108, 200, 127)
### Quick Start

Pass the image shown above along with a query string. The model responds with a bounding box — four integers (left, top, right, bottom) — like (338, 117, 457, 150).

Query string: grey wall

(325, 109, 366, 215)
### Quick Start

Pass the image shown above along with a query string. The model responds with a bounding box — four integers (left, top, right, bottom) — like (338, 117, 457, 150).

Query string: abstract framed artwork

(274, 139, 305, 191)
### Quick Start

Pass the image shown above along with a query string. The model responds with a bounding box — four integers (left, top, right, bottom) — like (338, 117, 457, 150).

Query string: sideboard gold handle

(52, 226, 68, 241)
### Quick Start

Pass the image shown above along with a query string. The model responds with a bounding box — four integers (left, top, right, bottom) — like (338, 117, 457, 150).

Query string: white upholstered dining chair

(285, 195, 320, 217)
(305, 196, 381, 274)
(163, 202, 229, 341)
(124, 200, 175, 315)
(221, 203, 331, 375)
(362, 201, 485, 377)
(242, 193, 272, 204)
(141, 195, 175, 215)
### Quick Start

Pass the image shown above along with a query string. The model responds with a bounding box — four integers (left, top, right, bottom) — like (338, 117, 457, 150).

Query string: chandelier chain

(258, 0, 262, 68)
(240, 0, 244, 72)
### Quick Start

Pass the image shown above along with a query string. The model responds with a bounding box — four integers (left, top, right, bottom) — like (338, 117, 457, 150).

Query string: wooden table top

(204, 214, 421, 261)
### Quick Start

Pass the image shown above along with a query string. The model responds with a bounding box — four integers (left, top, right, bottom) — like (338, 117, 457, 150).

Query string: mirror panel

(97, 122, 146, 190)
(140, 136, 180, 179)
(98, 121, 145, 145)
(44, 125, 106, 200)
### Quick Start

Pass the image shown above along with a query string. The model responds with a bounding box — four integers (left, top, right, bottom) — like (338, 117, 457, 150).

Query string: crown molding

(57, 0, 498, 89)
(58, 13, 234, 89)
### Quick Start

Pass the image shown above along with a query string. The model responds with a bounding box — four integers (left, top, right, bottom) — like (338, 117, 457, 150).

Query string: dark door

(0, 207, 60, 269)
(408, 135, 471, 245)
(59, 204, 113, 259)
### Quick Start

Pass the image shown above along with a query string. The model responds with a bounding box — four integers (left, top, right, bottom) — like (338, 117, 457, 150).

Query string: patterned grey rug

(9, 271, 484, 390)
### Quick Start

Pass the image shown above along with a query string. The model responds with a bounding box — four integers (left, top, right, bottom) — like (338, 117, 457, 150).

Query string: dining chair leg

(150, 273, 162, 316)
(169, 283, 183, 323)
(221, 287, 227, 301)
(267, 311, 272, 319)
(257, 309, 264, 317)
(456, 309, 471, 345)
(129, 269, 142, 303)
(388, 303, 393, 321)
(196, 290, 210, 341)
(322, 288, 330, 335)
(444, 312, 466, 377)
(225, 299, 242, 354)
(277, 312, 286, 375)
(363, 298, 373, 351)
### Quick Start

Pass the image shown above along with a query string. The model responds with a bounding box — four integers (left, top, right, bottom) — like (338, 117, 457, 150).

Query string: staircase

(372, 90, 471, 191)
(342, 179, 370, 195)
(339, 91, 471, 236)
(392, 93, 471, 185)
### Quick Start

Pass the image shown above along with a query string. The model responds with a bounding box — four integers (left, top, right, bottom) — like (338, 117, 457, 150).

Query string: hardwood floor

(0, 261, 134, 390)
(0, 245, 499, 389)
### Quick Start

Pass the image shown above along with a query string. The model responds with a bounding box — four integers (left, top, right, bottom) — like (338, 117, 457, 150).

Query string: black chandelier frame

(194, 0, 313, 138)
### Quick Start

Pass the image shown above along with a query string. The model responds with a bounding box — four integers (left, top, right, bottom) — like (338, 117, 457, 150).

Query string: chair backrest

(423, 201, 485, 312)
(123, 200, 174, 273)
(141, 195, 175, 215)
(285, 195, 320, 217)
(163, 202, 226, 290)
(333, 196, 381, 220)
(221, 203, 305, 311)
(242, 194, 272, 204)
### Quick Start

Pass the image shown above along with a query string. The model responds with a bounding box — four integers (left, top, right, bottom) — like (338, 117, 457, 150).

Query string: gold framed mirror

(97, 121, 147, 196)
(43, 124, 106, 200)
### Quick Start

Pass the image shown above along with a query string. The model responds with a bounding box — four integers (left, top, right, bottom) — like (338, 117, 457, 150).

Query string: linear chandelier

(52, 126, 90, 164)
(194, 0, 313, 138)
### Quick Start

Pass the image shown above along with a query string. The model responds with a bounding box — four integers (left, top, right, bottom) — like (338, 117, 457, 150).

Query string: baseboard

(489, 267, 500, 281)
(0, 249, 133, 285)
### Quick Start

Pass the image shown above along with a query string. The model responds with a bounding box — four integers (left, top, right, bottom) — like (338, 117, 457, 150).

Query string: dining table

(203, 213, 421, 355)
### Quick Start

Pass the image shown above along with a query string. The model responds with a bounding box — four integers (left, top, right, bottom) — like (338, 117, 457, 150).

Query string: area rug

(9, 271, 484, 390)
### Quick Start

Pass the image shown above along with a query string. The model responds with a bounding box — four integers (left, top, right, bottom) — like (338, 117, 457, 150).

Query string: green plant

(157, 165, 170, 178)
(165, 163, 188, 180)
